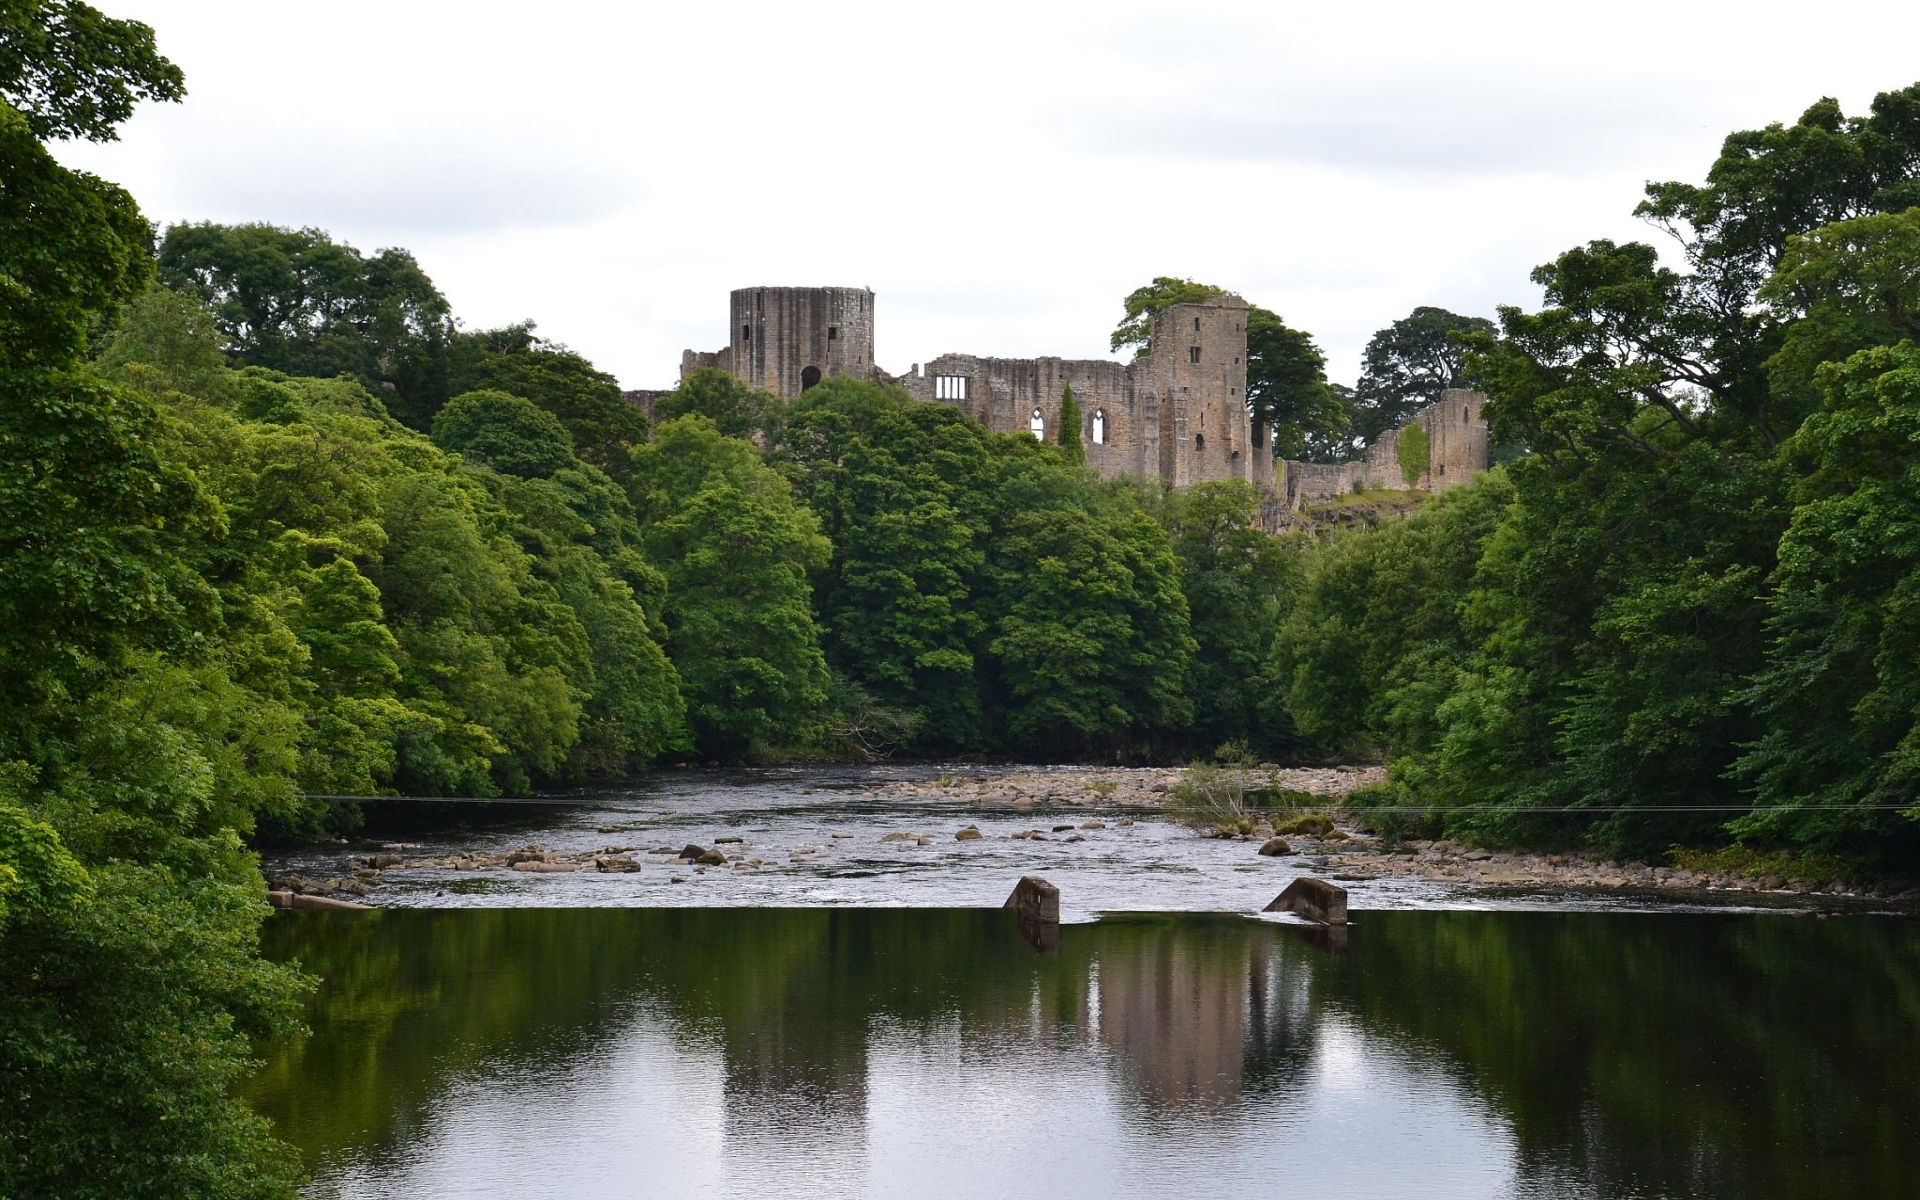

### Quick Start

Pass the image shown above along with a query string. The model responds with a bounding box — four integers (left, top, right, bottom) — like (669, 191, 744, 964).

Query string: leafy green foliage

(446, 322, 646, 476)
(631, 416, 831, 758)
(1156, 482, 1299, 755)
(655, 366, 782, 443)
(1056, 384, 1084, 464)
(982, 454, 1194, 755)
(3, 36, 308, 1188)
(0, 1, 183, 142)
(1732, 344, 1920, 857)
(779, 380, 991, 750)
(1395, 422, 1429, 487)
(1273, 83, 1920, 870)
(432, 389, 577, 478)
(1353, 306, 1495, 445)
(0, 104, 152, 364)
(155, 222, 454, 426)
(778, 378, 1200, 758)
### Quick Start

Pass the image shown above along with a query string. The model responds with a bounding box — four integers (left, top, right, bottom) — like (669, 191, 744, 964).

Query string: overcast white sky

(53, 0, 1920, 389)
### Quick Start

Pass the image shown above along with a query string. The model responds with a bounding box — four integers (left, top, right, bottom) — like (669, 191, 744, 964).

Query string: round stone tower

(727, 287, 875, 399)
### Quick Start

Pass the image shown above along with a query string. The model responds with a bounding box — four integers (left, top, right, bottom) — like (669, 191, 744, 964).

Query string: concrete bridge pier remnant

(1265, 877, 1348, 925)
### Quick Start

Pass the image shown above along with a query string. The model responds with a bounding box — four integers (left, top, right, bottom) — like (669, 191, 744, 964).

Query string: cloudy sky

(55, 0, 1920, 388)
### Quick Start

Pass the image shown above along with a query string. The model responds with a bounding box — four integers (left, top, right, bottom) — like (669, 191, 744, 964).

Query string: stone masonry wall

(1279, 389, 1490, 509)
(682, 287, 876, 399)
(674, 286, 1293, 496)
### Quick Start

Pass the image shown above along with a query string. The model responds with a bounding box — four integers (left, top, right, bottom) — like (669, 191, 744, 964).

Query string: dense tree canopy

(446, 322, 647, 476)
(1278, 82, 1920, 869)
(0, 0, 183, 142)
(156, 222, 454, 426)
(2, 13, 309, 1194)
(1351, 306, 1495, 446)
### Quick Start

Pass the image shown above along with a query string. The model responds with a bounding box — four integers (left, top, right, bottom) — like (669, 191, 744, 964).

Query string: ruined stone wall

(681, 287, 875, 399)
(1279, 391, 1490, 509)
(902, 355, 1148, 478)
(679, 284, 1279, 493)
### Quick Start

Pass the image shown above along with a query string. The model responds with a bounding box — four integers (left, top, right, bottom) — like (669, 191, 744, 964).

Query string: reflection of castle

(1092, 936, 1274, 1110)
(669, 286, 1491, 511)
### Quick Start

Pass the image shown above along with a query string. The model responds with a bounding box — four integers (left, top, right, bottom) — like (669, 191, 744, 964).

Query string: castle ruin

(671, 285, 1487, 508)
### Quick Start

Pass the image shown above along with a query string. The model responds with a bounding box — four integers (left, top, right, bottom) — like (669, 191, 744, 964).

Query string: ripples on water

(264, 766, 1852, 918)
(252, 907, 1920, 1200)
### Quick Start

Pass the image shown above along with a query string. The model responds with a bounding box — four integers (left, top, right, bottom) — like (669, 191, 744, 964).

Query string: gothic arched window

(1030, 407, 1045, 439)
(1092, 409, 1107, 445)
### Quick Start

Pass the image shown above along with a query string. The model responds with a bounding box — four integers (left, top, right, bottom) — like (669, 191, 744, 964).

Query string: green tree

(655, 366, 782, 443)
(630, 416, 831, 758)
(1353, 306, 1495, 445)
(1056, 383, 1085, 464)
(156, 222, 454, 426)
(778, 379, 991, 750)
(981, 450, 1194, 755)
(1, 10, 308, 1191)
(1156, 481, 1300, 754)
(1733, 343, 1920, 860)
(432, 388, 578, 478)
(0, 1, 183, 142)
(446, 322, 646, 477)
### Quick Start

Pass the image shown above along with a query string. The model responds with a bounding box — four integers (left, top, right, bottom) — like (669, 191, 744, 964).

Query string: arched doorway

(801, 365, 822, 391)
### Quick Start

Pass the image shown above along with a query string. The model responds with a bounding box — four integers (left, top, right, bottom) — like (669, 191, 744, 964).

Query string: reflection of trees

(250, 909, 1306, 1168)
(251, 908, 1919, 1199)
(1310, 912, 1920, 1200)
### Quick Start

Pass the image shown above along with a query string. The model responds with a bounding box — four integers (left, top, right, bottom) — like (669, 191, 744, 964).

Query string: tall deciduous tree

(630, 416, 832, 758)
(1352, 306, 1495, 446)
(2, 9, 309, 1193)
(156, 222, 454, 425)
(446, 322, 647, 477)
(0, 0, 183, 142)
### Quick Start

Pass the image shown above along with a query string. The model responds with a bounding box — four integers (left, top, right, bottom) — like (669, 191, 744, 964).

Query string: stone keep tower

(1144, 295, 1265, 489)
(681, 286, 876, 399)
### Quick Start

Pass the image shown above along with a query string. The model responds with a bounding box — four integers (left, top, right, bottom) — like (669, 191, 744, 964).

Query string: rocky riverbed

(263, 763, 1916, 910)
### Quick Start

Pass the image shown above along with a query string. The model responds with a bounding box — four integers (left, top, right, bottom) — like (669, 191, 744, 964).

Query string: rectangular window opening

(1193, 316, 1201, 331)
(935, 375, 969, 401)
(1188, 346, 1202, 364)
(742, 325, 751, 342)
(829, 326, 839, 341)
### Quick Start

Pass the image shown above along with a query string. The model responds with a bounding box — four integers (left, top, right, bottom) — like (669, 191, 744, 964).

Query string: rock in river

(955, 825, 983, 841)
(1258, 838, 1292, 857)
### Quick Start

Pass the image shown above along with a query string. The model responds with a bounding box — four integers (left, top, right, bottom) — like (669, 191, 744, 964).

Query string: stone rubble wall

(1279, 389, 1489, 510)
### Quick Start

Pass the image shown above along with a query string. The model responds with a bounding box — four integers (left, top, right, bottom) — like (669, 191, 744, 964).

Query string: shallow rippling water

(263, 765, 1840, 917)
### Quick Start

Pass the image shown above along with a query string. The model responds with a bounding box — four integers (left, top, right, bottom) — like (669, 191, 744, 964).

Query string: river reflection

(251, 909, 1920, 1199)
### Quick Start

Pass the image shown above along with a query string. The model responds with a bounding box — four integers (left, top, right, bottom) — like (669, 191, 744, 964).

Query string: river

(249, 768, 1920, 1198)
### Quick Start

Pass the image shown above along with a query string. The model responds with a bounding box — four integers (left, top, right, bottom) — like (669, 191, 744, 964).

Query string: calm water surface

(252, 907, 1920, 1200)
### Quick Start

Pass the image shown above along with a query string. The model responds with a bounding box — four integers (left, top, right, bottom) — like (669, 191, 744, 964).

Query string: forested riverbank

(7, 1, 1920, 1192)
